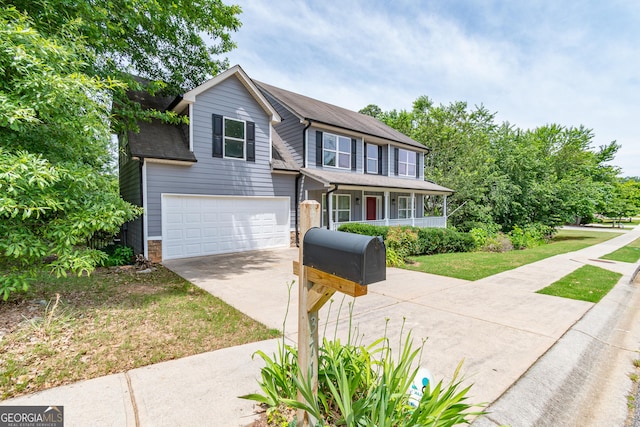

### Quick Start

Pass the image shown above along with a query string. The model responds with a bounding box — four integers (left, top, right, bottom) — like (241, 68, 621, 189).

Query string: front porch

(330, 216, 447, 231)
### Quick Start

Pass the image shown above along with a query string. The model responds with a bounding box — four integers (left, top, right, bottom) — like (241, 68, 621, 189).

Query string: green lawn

(405, 229, 622, 281)
(600, 237, 640, 263)
(536, 265, 622, 302)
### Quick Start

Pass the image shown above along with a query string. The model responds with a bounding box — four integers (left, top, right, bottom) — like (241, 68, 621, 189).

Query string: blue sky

(224, 1, 640, 177)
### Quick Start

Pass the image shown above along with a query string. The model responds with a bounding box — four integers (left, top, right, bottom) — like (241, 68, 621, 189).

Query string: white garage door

(162, 195, 290, 260)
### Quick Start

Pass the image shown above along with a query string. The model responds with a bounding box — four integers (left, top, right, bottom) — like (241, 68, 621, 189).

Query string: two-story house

(119, 65, 453, 262)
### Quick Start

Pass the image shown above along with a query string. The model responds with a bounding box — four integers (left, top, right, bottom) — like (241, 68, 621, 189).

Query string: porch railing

(330, 216, 446, 231)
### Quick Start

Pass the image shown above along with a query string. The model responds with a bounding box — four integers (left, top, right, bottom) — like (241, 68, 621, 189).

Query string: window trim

(322, 132, 352, 170)
(322, 193, 352, 226)
(366, 144, 379, 174)
(223, 116, 246, 160)
(397, 196, 414, 219)
(398, 149, 416, 177)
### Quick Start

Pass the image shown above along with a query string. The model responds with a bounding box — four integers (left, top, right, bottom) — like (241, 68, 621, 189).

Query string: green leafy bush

(338, 223, 389, 239)
(509, 223, 556, 250)
(100, 245, 134, 267)
(469, 223, 501, 249)
(385, 227, 419, 262)
(416, 228, 475, 255)
(339, 224, 475, 259)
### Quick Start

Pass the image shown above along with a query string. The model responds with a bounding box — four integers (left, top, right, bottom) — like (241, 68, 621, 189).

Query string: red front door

(366, 197, 377, 220)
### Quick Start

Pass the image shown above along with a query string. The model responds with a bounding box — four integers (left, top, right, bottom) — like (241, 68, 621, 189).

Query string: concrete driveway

(163, 246, 594, 408)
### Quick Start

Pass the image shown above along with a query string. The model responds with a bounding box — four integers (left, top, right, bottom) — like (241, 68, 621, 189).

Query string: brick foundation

(147, 240, 162, 263)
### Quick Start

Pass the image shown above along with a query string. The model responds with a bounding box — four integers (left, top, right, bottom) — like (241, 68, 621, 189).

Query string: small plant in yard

(100, 245, 134, 267)
(243, 322, 484, 426)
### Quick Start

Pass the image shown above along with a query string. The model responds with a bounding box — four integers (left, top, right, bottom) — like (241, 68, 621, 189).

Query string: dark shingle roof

(271, 131, 300, 171)
(255, 81, 425, 150)
(127, 120, 196, 163)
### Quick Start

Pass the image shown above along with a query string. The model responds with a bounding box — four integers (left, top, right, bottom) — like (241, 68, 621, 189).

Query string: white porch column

(443, 195, 448, 227)
(384, 191, 390, 226)
(411, 192, 415, 227)
(328, 192, 333, 230)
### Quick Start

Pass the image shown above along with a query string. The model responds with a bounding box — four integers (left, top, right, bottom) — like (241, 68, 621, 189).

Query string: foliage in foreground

(242, 330, 483, 426)
(0, 9, 142, 300)
(536, 265, 622, 303)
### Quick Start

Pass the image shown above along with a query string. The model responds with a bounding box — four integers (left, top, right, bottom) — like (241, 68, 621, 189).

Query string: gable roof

(171, 65, 281, 124)
(300, 168, 453, 195)
(255, 81, 425, 151)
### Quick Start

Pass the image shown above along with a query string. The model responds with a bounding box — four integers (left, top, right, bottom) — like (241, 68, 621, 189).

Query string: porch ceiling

(300, 168, 454, 195)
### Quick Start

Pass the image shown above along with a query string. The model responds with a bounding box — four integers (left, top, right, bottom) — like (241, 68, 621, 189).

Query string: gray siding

(145, 75, 296, 237)
(261, 91, 305, 166)
(118, 151, 143, 254)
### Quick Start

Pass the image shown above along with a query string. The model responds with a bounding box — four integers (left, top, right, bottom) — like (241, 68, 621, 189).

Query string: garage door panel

(162, 195, 290, 260)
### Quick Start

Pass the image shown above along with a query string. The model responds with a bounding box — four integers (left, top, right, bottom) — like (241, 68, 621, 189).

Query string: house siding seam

(144, 75, 296, 237)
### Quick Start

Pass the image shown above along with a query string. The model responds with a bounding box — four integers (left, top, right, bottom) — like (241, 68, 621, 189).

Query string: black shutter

(246, 121, 255, 162)
(415, 152, 420, 178)
(351, 138, 357, 170)
(316, 131, 323, 166)
(364, 143, 368, 173)
(212, 114, 223, 157)
(378, 146, 383, 174)
(394, 148, 399, 176)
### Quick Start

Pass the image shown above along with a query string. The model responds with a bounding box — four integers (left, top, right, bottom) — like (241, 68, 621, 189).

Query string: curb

(472, 273, 640, 426)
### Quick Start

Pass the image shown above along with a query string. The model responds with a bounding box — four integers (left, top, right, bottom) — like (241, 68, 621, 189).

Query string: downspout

(302, 119, 312, 168)
(295, 173, 302, 246)
(295, 120, 313, 246)
(139, 158, 145, 255)
(326, 184, 338, 230)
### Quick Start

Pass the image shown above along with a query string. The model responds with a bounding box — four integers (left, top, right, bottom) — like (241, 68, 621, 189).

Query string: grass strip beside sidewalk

(600, 237, 640, 263)
(536, 265, 622, 303)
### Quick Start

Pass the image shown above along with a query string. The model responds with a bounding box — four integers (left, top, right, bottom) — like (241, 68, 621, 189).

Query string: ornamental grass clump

(242, 316, 484, 426)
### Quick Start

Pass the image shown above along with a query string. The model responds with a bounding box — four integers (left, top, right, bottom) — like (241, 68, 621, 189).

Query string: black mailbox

(303, 228, 386, 285)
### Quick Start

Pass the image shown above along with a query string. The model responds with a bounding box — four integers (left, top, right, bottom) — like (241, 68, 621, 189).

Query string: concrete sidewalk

(2, 226, 639, 426)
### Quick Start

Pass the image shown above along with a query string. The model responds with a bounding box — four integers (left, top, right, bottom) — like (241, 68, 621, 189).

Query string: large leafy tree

(7, 0, 241, 133)
(1, 2, 240, 299)
(0, 9, 144, 299)
(362, 98, 624, 231)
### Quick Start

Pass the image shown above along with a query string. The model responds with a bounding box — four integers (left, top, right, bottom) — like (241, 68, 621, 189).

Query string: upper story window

(367, 144, 381, 173)
(224, 117, 245, 159)
(316, 131, 355, 170)
(212, 114, 256, 162)
(323, 133, 351, 169)
(397, 149, 416, 177)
